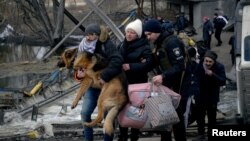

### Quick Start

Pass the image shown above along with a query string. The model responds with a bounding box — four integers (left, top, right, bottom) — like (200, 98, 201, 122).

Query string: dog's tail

(104, 107, 119, 136)
(120, 71, 129, 100)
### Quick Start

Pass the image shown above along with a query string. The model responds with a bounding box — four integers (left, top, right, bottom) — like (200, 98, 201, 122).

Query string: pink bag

(118, 103, 148, 129)
(128, 83, 151, 107)
(128, 82, 181, 108)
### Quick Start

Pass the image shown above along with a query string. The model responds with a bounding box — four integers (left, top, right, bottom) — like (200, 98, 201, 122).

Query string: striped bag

(143, 89, 180, 129)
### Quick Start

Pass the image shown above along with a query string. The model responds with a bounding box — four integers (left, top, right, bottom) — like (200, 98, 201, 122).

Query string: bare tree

(15, 0, 66, 46)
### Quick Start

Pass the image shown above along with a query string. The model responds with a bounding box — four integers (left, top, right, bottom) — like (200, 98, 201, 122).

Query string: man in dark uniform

(144, 19, 187, 141)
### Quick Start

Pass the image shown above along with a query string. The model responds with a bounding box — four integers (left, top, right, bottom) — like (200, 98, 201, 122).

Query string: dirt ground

(209, 31, 234, 72)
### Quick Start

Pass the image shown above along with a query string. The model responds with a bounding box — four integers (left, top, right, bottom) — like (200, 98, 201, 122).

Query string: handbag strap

(149, 81, 166, 97)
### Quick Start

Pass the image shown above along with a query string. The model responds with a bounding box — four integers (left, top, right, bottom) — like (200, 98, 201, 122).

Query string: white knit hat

(125, 19, 142, 38)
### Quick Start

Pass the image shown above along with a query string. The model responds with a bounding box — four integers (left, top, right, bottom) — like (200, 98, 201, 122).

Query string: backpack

(216, 18, 226, 28)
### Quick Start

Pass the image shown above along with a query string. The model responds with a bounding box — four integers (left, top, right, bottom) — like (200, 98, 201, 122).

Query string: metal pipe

(84, 0, 124, 42)
(54, 0, 85, 32)
(18, 84, 80, 116)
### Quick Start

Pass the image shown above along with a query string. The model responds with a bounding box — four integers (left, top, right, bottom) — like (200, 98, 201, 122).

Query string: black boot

(118, 136, 128, 141)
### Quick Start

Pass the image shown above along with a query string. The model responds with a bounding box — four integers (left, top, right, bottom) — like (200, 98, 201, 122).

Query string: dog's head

(58, 48, 78, 69)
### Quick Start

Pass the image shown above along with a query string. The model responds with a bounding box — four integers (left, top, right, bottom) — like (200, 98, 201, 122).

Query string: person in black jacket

(76, 23, 123, 141)
(144, 19, 187, 141)
(195, 50, 226, 140)
(213, 13, 228, 46)
(181, 47, 200, 128)
(118, 19, 153, 141)
(202, 16, 214, 50)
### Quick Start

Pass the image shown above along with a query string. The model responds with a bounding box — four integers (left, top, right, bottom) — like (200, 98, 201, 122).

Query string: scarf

(78, 37, 98, 53)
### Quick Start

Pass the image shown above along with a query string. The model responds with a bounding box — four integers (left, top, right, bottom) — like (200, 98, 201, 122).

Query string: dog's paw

(83, 122, 96, 127)
(71, 101, 78, 109)
(97, 123, 103, 128)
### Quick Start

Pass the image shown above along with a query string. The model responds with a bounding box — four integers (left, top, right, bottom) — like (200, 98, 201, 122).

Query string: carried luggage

(118, 82, 181, 130)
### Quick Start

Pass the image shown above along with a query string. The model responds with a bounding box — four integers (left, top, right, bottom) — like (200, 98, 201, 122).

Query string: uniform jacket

(119, 38, 153, 84)
(153, 31, 186, 93)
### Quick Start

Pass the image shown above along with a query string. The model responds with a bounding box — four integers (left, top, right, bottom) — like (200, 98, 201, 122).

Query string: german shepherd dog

(72, 51, 128, 136)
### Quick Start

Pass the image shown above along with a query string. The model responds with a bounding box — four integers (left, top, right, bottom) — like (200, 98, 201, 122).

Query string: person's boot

(117, 135, 128, 141)
(160, 131, 172, 141)
(130, 136, 139, 141)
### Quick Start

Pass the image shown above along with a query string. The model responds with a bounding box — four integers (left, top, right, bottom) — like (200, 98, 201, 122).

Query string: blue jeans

(81, 87, 100, 141)
(81, 87, 114, 141)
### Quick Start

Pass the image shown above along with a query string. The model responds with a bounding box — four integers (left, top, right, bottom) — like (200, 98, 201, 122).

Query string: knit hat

(143, 19, 162, 33)
(204, 50, 217, 61)
(187, 47, 196, 58)
(85, 23, 101, 35)
(125, 19, 142, 38)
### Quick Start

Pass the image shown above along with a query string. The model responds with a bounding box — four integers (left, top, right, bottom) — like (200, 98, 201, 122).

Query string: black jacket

(119, 38, 153, 84)
(203, 20, 214, 40)
(94, 39, 123, 82)
(153, 31, 186, 93)
(181, 59, 200, 99)
(196, 60, 226, 103)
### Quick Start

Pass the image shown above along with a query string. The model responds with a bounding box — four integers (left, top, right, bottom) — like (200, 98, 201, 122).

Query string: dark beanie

(204, 50, 217, 61)
(187, 47, 196, 58)
(85, 23, 101, 35)
(143, 19, 162, 33)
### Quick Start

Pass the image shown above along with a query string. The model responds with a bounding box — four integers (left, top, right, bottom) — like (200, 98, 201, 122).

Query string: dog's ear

(62, 48, 78, 59)
(65, 48, 78, 58)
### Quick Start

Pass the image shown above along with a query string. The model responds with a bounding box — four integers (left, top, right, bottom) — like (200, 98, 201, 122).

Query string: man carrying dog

(144, 19, 187, 141)
(76, 23, 123, 141)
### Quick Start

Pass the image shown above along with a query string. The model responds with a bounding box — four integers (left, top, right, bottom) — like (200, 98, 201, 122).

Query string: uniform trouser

(81, 87, 114, 141)
(215, 28, 223, 45)
(118, 126, 140, 141)
(196, 101, 217, 135)
(160, 98, 187, 141)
